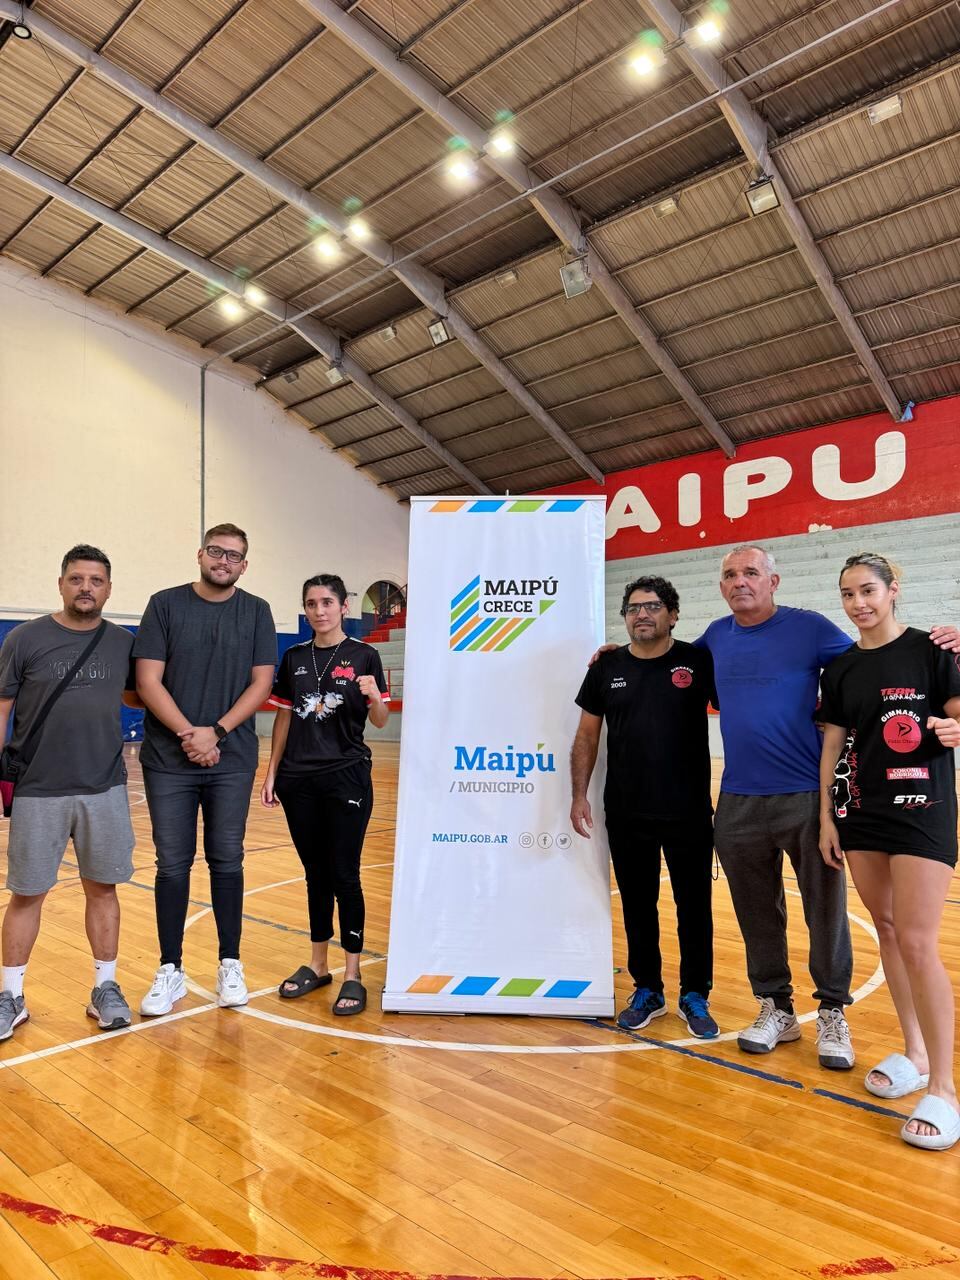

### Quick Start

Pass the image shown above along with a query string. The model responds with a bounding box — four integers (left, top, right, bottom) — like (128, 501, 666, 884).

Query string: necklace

(310, 636, 345, 694)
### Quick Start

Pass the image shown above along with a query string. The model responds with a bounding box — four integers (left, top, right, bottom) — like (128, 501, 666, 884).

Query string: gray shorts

(5, 785, 135, 895)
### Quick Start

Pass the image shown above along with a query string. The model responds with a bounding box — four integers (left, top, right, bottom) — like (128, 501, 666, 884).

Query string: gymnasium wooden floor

(1, 743, 960, 1280)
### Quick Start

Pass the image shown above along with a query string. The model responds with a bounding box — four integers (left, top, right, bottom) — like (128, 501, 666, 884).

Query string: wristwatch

(213, 722, 228, 741)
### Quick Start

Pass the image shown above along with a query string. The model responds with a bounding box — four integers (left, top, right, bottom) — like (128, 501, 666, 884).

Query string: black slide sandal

(279, 966, 333, 999)
(333, 980, 367, 1015)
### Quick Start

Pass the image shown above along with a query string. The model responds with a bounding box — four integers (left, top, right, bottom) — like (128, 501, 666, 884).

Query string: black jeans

(605, 810, 714, 997)
(143, 766, 255, 967)
(275, 761, 373, 953)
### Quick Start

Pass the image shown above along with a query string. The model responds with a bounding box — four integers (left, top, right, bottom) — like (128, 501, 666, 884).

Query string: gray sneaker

(86, 980, 132, 1030)
(0, 990, 29, 1041)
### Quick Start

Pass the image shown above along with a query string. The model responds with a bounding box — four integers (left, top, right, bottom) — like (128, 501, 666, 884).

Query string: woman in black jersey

(261, 574, 389, 1015)
(819, 553, 960, 1150)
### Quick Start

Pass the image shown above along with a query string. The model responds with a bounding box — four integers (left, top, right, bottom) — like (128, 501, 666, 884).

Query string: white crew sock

(2, 965, 27, 998)
(93, 958, 117, 988)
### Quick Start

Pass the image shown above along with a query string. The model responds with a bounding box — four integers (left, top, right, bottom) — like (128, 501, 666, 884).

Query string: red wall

(544, 397, 960, 561)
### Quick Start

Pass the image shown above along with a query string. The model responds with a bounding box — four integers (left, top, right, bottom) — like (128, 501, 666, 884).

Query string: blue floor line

(579, 1017, 914, 1120)
(578, 1018, 803, 1089)
(811, 1087, 908, 1120)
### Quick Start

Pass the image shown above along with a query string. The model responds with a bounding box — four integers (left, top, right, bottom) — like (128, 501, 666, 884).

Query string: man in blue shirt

(700, 545, 856, 1069)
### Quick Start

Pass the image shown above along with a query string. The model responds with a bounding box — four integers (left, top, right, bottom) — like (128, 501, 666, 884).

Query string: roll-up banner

(382, 495, 613, 1017)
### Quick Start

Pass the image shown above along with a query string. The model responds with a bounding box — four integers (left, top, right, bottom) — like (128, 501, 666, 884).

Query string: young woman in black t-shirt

(818, 553, 960, 1151)
(261, 574, 389, 1015)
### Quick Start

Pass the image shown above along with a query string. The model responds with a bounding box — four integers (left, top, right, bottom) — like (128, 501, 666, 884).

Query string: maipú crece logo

(449, 576, 558, 651)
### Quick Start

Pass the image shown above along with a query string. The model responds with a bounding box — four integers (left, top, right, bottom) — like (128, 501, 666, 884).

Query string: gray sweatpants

(713, 790, 853, 1007)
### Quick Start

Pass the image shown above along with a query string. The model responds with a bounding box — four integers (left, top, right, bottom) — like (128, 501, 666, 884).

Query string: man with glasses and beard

(134, 523, 276, 1016)
(571, 576, 719, 1038)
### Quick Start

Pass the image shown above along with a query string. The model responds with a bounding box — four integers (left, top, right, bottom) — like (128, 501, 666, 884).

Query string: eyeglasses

(204, 545, 245, 563)
(623, 601, 665, 616)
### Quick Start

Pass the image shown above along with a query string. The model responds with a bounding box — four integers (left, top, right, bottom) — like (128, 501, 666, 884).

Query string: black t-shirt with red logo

(818, 627, 960, 861)
(575, 639, 716, 819)
(268, 638, 389, 777)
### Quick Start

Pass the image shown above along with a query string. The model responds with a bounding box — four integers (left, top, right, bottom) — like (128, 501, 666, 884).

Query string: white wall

(0, 260, 408, 630)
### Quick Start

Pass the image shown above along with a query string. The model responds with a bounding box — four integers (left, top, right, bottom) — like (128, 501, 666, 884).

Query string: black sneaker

(679, 991, 719, 1039)
(617, 987, 667, 1030)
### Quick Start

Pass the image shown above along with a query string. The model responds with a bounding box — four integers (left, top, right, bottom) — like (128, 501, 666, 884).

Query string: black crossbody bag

(0, 621, 107, 816)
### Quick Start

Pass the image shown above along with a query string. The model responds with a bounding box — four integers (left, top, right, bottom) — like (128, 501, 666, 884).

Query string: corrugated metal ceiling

(2, 0, 959, 497)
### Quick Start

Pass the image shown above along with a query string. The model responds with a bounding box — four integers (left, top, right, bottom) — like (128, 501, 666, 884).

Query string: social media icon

(537, 833, 554, 849)
(556, 833, 571, 850)
(519, 832, 534, 848)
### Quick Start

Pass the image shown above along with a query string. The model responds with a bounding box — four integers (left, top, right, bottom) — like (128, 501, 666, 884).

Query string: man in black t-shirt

(133, 522, 277, 1017)
(572, 576, 718, 1037)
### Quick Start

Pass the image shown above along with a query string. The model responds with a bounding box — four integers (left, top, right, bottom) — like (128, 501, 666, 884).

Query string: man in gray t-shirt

(0, 544, 137, 1043)
(133, 521, 276, 1017)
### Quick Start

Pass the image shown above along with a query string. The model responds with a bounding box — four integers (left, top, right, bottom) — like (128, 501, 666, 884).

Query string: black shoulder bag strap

(8, 620, 108, 778)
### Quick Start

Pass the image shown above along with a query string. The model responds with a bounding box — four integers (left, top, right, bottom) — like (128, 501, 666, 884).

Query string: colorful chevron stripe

(406, 975, 592, 998)
(429, 499, 584, 514)
(449, 579, 556, 651)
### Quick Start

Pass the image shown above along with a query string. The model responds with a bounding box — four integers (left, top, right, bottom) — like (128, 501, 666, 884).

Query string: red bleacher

(365, 608, 406, 645)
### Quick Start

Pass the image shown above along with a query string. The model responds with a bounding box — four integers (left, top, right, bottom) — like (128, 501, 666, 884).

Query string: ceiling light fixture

(867, 93, 902, 124)
(347, 216, 371, 241)
(219, 296, 245, 321)
(379, 324, 398, 342)
(629, 46, 666, 77)
(496, 268, 519, 288)
(446, 149, 478, 183)
(12, 21, 31, 38)
(245, 284, 266, 306)
(652, 196, 679, 218)
(428, 318, 451, 346)
(559, 257, 592, 299)
(325, 365, 345, 386)
(745, 176, 779, 215)
(282, 370, 300, 384)
(489, 130, 515, 156)
(313, 233, 342, 262)
(692, 16, 722, 43)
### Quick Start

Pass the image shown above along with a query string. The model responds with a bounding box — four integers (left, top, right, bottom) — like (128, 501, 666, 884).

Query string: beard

(200, 562, 241, 590)
(64, 596, 102, 621)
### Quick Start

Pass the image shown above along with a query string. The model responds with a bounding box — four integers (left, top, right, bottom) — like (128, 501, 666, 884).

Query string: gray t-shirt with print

(132, 584, 276, 774)
(0, 615, 134, 797)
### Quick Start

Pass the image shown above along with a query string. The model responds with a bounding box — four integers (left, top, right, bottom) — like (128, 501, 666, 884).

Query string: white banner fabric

(382, 495, 613, 1017)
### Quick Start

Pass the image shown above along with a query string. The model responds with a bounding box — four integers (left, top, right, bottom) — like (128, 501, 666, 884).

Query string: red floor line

(0, 1190, 697, 1278)
(1, 1191, 956, 1280)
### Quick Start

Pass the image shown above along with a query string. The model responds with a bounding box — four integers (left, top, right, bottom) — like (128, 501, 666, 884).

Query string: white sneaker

(737, 996, 801, 1054)
(140, 964, 187, 1016)
(816, 1006, 855, 1070)
(217, 958, 248, 1008)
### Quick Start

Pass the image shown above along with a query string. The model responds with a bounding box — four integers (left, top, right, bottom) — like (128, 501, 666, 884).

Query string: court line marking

(0, 1190, 954, 1280)
(177, 881, 884, 1056)
(0, 878, 883, 1066)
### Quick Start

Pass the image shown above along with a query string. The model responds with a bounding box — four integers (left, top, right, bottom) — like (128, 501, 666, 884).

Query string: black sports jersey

(575, 639, 716, 818)
(819, 627, 960, 860)
(268, 638, 389, 777)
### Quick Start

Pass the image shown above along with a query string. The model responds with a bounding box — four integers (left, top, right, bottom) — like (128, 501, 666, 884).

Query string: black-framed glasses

(204, 545, 245, 563)
(623, 601, 664, 616)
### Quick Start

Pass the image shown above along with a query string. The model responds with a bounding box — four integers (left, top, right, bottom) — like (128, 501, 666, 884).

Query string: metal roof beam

(290, 0, 736, 459)
(0, 152, 490, 496)
(637, 0, 903, 422)
(0, 0, 599, 485)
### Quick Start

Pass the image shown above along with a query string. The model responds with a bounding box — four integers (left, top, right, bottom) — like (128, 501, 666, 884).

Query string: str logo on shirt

(671, 667, 693, 688)
(609, 676, 627, 690)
